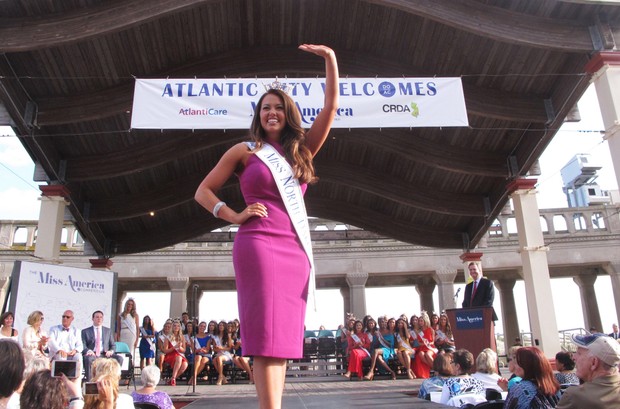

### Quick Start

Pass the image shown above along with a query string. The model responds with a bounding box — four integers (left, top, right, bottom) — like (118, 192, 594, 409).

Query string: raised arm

(299, 44, 339, 156)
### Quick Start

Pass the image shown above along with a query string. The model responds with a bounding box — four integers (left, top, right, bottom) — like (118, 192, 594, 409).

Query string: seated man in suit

(81, 310, 123, 381)
(48, 310, 83, 371)
(462, 262, 498, 321)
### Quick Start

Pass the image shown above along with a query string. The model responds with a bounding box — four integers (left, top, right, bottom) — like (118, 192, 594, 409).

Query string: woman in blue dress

(364, 316, 397, 380)
(139, 315, 156, 369)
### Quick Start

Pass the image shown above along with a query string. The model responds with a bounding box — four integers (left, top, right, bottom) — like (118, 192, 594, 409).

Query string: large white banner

(131, 77, 468, 129)
(9, 261, 117, 331)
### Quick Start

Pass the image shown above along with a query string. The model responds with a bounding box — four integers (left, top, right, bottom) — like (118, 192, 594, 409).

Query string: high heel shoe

(342, 372, 351, 379)
(216, 376, 224, 386)
(390, 370, 397, 380)
(363, 373, 374, 381)
(407, 369, 416, 379)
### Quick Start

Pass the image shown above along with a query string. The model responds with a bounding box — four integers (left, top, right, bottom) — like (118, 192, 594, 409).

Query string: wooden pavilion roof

(1, 0, 619, 256)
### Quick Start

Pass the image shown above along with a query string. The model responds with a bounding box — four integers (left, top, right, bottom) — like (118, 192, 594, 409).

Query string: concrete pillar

(0, 275, 9, 309)
(345, 272, 368, 321)
(602, 263, 620, 326)
(26, 226, 36, 247)
(416, 281, 436, 314)
(585, 52, 620, 193)
(508, 178, 560, 356)
(433, 268, 457, 312)
(496, 277, 520, 353)
(340, 286, 351, 324)
(34, 185, 70, 261)
(168, 276, 189, 319)
(186, 283, 202, 320)
(573, 273, 603, 333)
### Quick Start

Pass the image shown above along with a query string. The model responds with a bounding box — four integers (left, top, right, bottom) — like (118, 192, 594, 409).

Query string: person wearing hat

(556, 333, 620, 408)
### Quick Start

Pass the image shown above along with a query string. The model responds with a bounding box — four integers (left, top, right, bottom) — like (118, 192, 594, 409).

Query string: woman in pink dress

(195, 44, 338, 409)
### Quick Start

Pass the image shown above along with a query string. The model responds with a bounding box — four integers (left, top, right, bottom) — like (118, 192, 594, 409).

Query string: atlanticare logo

(178, 107, 228, 116)
(35, 271, 105, 293)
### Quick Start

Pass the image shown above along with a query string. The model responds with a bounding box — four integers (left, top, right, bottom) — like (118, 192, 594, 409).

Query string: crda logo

(382, 102, 420, 117)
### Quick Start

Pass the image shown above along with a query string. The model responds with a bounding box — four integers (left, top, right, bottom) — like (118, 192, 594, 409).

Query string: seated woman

(183, 321, 196, 380)
(85, 358, 135, 409)
(21, 311, 49, 367)
(418, 352, 454, 400)
(208, 321, 234, 386)
(343, 320, 371, 380)
(0, 312, 19, 343)
(395, 318, 416, 379)
(364, 317, 377, 345)
(471, 348, 503, 392)
(503, 347, 561, 409)
(364, 316, 396, 380)
(231, 326, 254, 384)
(156, 320, 172, 372)
(412, 312, 437, 379)
(163, 320, 189, 386)
(439, 349, 485, 405)
(554, 351, 579, 386)
(191, 321, 213, 383)
(498, 345, 523, 392)
(131, 364, 174, 409)
(434, 313, 455, 353)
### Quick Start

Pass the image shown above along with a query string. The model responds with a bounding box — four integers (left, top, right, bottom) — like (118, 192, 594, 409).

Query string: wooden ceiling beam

(33, 47, 549, 126)
(364, 0, 594, 52)
(338, 131, 507, 177)
(317, 162, 487, 216)
(0, 0, 212, 52)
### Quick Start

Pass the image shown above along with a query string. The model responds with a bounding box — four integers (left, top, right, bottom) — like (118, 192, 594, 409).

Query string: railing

(1, 204, 618, 251)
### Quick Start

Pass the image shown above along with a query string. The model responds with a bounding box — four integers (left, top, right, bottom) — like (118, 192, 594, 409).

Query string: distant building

(561, 154, 612, 207)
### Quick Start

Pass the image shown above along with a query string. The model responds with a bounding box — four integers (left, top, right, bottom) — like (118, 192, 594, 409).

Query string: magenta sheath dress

(233, 142, 310, 359)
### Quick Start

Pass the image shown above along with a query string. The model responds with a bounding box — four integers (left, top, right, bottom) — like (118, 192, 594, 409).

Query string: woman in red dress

(343, 320, 371, 380)
(163, 320, 188, 385)
(412, 312, 437, 379)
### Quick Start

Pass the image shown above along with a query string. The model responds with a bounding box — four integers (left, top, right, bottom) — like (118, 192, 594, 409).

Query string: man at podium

(462, 262, 498, 321)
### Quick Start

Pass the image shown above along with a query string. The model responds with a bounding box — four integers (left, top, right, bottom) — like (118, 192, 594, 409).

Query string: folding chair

(115, 342, 136, 390)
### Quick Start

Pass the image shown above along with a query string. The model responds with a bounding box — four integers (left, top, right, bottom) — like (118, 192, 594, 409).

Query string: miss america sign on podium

(130, 77, 468, 129)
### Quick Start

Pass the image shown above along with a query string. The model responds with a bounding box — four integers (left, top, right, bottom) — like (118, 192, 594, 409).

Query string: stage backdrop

(9, 261, 117, 331)
(131, 77, 468, 129)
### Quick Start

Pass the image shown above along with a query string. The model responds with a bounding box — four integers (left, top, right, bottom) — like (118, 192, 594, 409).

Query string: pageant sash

(418, 330, 439, 353)
(253, 142, 316, 309)
(121, 315, 136, 337)
(213, 335, 222, 347)
(396, 333, 415, 354)
(140, 327, 154, 350)
(350, 333, 370, 357)
(376, 331, 391, 349)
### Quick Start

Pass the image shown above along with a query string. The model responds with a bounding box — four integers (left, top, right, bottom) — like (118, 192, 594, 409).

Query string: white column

(34, 186, 70, 262)
(586, 52, 620, 192)
(434, 267, 457, 312)
(346, 272, 368, 320)
(509, 178, 559, 356)
(602, 263, 620, 325)
(167, 276, 189, 319)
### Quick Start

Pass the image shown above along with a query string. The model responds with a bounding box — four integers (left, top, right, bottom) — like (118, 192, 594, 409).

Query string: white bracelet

(212, 201, 226, 218)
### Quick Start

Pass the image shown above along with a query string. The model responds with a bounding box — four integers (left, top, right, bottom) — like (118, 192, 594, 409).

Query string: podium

(446, 307, 497, 359)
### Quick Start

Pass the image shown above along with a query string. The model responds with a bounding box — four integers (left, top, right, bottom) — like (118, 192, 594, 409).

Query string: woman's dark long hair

(249, 89, 317, 184)
(142, 315, 153, 331)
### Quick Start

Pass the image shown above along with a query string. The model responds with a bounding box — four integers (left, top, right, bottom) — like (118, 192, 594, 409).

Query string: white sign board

(131, 77, 468, 129)
(9, 261, 117, 331)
